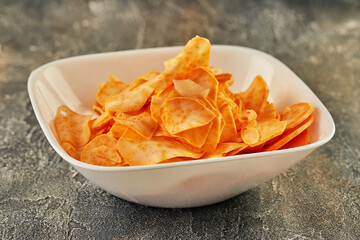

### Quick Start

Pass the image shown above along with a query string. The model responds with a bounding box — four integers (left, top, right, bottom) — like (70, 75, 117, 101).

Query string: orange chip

(241, 127, 260, 145)
(81, 134, 122, 166)
(145, 36, 211, 95)
(262, 115, 313, 151)
(182, 67, 219, 104)
(281, 129, 310, 149)
(238, 75, 269, 113)
(202, 115, 224, 153)
(238, 109, 257, 124)
(139, 71, 160, 81)
(219, 104, 237, 142)
(280, 102, 314, 130)
(204, 142, 247, 158)
(164, 36, 210, 78)
(240, 143, 265, 153)
(91, 111, 112, 131)
(92, 145, 122, 164)
(174, 121, 213, 148)
(93, 104, 104, 115)
(105, 83, 154, 113)
(173, 79, 209, 98)
(161, 97, 216, 134)
(114, 111, 158, 139)
(153, 124, 172, 137)
(109, 122, 128, 139)
(258, 101, 279, 121)
(117, 129, 204, 166)
(96, 75, 128, 108)
(54, 105, 92, 147)
(249, 119, 287, 147)
(208, 65, 224, 75)
(62, 142, 83, 160)
(216, 73, 234, 87)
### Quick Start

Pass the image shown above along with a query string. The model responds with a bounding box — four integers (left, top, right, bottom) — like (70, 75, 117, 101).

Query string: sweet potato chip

(241, 127, 260, 145)
(173, 79, 209, 98)
(96, 75, 128, 108)
(262, 115, 313, 151)
(117, 129, 203, 166)
(81, 134, 122, 166)
(280, 102, 314, 130)
(208, 65, 224, 75)
(182, 67, 219, 104)
(146, 36, 211, 95)
(204, 142, 247, 158)
(216, 73, 234, 88)
(202, 115, 225, 153)
(162, 97, 216, 134)
(54, 105, 92, 147)
(62, 142, 83, 160)
(174, 121, 213, 148)
(219, 103, 237, 142)
(92, 145, 122, 164)
(109, 122, 128, 139)
(238, 75, 269, 113)
(140, 71, 160, 81)
(91, 111, 112, 131)
(281, 129, 310, 149)
(105, 83, 154, 113)
(164, 36, 210, 78)
(249, 119, 287, 147)
(114, 111, 158, 139)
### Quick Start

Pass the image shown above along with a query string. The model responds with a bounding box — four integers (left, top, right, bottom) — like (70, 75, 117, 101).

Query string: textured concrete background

(0, 0, 359, 239)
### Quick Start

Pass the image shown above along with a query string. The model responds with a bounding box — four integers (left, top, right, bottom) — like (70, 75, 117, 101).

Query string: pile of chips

(54, 36, 315, 166)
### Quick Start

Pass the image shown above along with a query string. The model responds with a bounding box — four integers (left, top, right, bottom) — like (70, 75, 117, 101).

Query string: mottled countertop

(0, 0, 359, 239)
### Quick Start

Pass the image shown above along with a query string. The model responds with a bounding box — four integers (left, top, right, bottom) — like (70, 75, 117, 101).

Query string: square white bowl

(28, 45, 335, 208)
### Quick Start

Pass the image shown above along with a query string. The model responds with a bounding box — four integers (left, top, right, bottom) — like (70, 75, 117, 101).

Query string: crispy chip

(202, 115, 224, 153)
(81, 134, 122, 166)
(249, 119, 287, 147)
(109, 122, 128, 139)
(96, 75, 128, 108)
(91, 111, 112, 131)
(117, 129, 204, 166)
(204, 142, 247, 158)
(92, 145, 122, 164)
(263, 115, 313, 151)
(238, 75, 269, 113)
(114, 111, 158, 139)
(281, 129, 310, 149)
(162, 97, 216, 134)
(208, 65, 224, 75)
(219, 104, 237, 142)
(241, 127, 260, 145)
(146, 36, 211, 95)
(174, 121, 213, 148)
(54, 105, 92, 147)
(280, 102, 314, 130)
(182, 67, 219, 104)
(105, 83, 154, 113)
(62, 142, 83, 160)
(173, 79, 210, 98)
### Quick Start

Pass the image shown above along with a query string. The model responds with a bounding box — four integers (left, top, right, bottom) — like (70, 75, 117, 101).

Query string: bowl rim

(27, 45, 336, 172)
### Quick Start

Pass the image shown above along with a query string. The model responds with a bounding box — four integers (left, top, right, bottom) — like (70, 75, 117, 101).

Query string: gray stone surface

(0, 0, 359, 239)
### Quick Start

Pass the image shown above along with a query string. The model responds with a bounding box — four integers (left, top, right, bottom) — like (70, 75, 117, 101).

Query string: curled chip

(54, 36, 315, 166)
(54, 105, 92, 147)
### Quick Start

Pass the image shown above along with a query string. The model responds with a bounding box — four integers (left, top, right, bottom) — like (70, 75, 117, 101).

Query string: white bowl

(28, 45, 335, 208)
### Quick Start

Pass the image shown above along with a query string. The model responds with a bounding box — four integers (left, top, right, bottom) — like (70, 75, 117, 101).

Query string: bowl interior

(28, 45, 335, 168)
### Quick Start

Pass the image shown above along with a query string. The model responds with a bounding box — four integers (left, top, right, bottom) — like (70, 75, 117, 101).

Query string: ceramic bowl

(27, 45, 335, 208)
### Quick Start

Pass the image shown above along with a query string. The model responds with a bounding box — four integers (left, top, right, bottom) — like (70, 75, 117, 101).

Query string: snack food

(54, 36, 314, 166)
